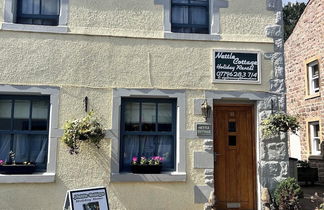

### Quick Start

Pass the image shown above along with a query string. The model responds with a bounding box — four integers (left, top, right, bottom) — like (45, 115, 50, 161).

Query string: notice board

(64, 187, 109, 210)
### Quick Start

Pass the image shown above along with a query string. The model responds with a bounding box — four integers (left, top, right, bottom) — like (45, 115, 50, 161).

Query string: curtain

(13, 134, 48, 164)
(0, 134, 11, 161)
(123, 135, 174, 170)
(21, 0, 59, 15)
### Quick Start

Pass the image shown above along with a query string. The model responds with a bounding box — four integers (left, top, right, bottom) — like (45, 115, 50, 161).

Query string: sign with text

(197, 123, 212, 136)
(213, 50, 260, 83)
(63, 187, 109, 210)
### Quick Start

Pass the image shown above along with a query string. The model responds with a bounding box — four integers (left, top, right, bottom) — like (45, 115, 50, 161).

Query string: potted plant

(0, 159, 36, 174)
(261, 112, 300, 138)
(62, 112, 105, 154)
(130, 156, 164, 174)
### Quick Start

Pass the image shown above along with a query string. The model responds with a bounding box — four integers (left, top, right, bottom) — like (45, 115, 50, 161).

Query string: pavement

(300, 183, 324, 210)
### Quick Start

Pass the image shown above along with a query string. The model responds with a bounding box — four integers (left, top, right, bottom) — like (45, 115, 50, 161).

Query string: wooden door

(213, 105, 256, 210)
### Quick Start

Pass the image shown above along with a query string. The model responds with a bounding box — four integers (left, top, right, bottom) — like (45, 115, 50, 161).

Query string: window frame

(171, 0, 210, 34)
(120, 98, 177, 172)
(16, 0, 60, 26)
(307, 60, 320, 95)
(0, 95, 50, 172)
(110, 89, 187, 182)
(308, 121, 321, 156)
(0, 85, 59, 183)
(2, 0, 68, 33)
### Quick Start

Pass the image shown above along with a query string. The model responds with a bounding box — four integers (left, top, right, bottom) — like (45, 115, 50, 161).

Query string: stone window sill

(110, 172, 186, 182)
(309, 155, 324, 160)
(0, 172, 55, 183)
(164, 32, 220, 41)
(1, 23, 68, 33)
(305, 93, 321, 100)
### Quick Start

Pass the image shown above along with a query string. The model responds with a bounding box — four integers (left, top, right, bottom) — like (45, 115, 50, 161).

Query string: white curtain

(123, 135, 173, 170)
(0, 134, 48, 168)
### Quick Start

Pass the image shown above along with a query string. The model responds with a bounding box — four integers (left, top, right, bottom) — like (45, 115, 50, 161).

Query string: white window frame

(2, 0, 69, 33)
(155, 0, 228, 41)
(0, 85, 60, 183)
(309, 121, 321, 156)
(307, 60, 320, 95)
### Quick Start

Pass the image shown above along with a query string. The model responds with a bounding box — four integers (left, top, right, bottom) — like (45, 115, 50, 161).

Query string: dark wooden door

(213, 105, 256, 210)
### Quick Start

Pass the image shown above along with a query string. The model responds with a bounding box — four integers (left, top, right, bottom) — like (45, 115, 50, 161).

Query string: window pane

(22, 0, 39, 15)
(0, 134, 11, 161)
(190, 0, 208, 5)
(14, 100, 30, 130)
(190, 6, 208, 25)
(0, 100, 12, 130)
(313, 78, 319, 90)
(125, 102, 140, 131)
(41, 0, 59, 15)
(29, 134, 48, 171)
(122, 135, 174, 171)
(172, 0, 189, 3)
(314, 124, 319, 137)
(172, 6, 189, 24)
(31, 100, 49, 130)
(312, 64, 319, 78)
(141, 103, 156, 131)
(158, 103, 172, 131)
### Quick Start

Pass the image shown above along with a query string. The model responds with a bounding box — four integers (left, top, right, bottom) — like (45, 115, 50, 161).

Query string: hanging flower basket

(261, 112, 300, 138)
(62, 112, 105, 154)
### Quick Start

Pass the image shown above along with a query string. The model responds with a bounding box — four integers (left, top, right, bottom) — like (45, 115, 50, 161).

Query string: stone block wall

(285, 0, 324, 161)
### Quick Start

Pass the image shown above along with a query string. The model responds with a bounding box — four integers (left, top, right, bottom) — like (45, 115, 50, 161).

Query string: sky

(282, 0, 309, 5)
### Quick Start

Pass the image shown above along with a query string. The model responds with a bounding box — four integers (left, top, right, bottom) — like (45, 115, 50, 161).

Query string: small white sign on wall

(63, 187, 109, 210)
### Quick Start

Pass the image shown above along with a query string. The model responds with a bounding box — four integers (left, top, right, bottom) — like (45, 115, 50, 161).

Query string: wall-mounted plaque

(197, 123, 212, 136)
(213, 50, 261, 84)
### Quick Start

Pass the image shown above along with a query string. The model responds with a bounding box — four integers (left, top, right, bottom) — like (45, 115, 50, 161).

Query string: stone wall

(285, 0, 324, 160)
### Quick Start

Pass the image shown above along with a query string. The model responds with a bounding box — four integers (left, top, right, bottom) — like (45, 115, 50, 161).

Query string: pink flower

(0, 160, 3, 165)
(132, 157, 138, 162)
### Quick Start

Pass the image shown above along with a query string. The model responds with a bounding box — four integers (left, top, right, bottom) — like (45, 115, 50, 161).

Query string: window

(309, 121, 321, 156)
(171, 0, 209, 34)
(307, 60, 320, 95)
(16, 0, 60, 26)
(0, 95, 50, 172)
(120, 98, 177, 172)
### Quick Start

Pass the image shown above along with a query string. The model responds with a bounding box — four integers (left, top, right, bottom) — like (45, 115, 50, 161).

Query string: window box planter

(0, 163, 36, 174)
(131, 165, 162, 174)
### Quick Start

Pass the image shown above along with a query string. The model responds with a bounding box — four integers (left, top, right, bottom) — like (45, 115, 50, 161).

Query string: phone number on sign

(215, 71, 257, 79)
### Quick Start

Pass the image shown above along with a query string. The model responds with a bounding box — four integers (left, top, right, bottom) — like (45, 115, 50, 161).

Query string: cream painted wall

(1, 0, 274, 42)
(0, 0, 277, 209)
(0, 31, 273, 94)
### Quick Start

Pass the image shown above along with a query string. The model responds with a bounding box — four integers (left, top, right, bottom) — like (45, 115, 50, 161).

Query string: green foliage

(311, 192, 324, 210)
(274, 177, 303, 210)
(283, 2, 306, 41)
(62, 112, 105, 154)
(261, 112, 300, 138)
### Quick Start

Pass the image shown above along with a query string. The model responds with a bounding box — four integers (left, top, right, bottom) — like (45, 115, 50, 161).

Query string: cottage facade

(0, 0, 287, 209)
(285, 0, 324, 183)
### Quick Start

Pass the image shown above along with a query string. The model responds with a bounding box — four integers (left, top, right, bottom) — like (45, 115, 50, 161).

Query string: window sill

(164, 32, 220, 41)
(0, 172, 55, 183)
(309, 155, 323, 160)
(110, 172, 186, 182)
(305, 93, 321, 100)
(1, 23, 68, 33)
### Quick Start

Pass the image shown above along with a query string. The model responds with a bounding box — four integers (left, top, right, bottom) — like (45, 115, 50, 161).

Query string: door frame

(213, 103, 257, 210)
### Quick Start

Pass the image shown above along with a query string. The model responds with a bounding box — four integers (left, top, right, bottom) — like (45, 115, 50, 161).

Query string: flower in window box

(131, 156, 164, 174)
(0, 160, 36, 174)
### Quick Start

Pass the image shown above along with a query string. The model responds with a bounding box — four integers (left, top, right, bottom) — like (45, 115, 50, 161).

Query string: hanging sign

(63, 187, 109, 210)
(213, 50, 261, 84)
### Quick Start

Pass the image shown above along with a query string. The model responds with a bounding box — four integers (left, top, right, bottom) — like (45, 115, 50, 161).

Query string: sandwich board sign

(63, 187, 109, 210)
